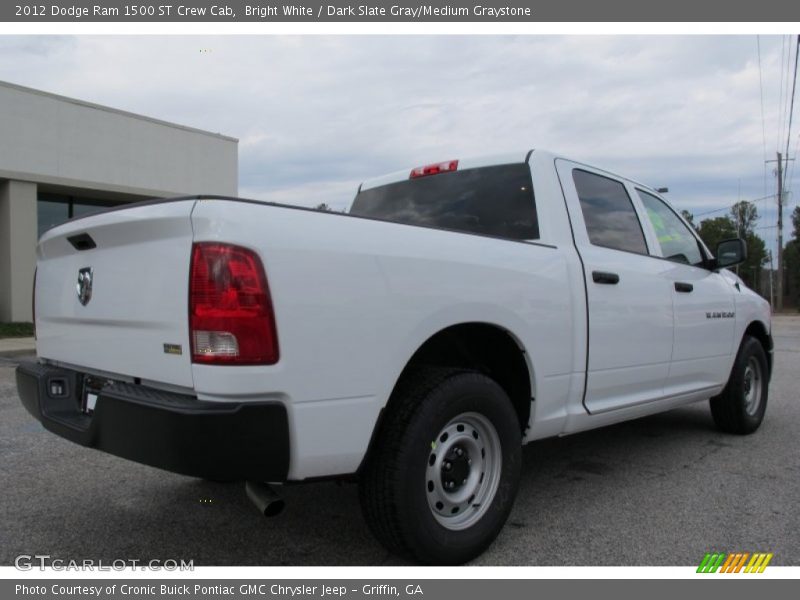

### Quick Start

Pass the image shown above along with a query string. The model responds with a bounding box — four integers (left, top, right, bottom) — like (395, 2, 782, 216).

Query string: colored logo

(697, 552, 773, 573)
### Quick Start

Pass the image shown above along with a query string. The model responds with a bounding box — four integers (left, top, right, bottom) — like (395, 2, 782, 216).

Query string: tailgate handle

(592, 271, 620, 285)
(67, 233, 97, 251)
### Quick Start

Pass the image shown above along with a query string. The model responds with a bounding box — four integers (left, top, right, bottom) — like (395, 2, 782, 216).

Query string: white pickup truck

(17, 150, 772, 564)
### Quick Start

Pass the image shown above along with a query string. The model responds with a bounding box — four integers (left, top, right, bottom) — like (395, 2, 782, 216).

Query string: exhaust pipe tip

(245, 480, 285, 517)
(262, 498, 285, 517)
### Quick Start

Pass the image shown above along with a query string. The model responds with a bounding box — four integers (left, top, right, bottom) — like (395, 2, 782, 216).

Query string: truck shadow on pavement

(3, 398, 748, 566)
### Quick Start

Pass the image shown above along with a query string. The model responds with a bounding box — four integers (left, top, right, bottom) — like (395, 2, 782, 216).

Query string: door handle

(592, 271, 620, 285)
(675, 282, 694, 293)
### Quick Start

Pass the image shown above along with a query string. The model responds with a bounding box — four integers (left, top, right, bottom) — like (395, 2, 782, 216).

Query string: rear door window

(572, 169, 648, 254)
(350, 163, 539, 240)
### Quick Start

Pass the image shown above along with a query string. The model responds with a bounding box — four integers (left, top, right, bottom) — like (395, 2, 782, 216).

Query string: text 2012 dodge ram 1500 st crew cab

(17, 149, 772, 564)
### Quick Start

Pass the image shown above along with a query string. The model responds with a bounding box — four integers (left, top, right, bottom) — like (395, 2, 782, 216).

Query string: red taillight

(409, 160, 459, 179)
(189, 243, 279, 365)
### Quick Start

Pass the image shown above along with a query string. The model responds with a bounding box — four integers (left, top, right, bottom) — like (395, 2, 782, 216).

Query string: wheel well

(744, 320, 773, 376)
(398, 323, 532, 433)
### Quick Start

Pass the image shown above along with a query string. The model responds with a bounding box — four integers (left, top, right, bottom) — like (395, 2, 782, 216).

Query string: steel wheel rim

(425, 412, 502, 531)
(743, 357, 762, 416)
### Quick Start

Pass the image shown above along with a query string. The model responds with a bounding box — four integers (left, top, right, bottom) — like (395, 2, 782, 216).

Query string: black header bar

(3, 0, 800, 22)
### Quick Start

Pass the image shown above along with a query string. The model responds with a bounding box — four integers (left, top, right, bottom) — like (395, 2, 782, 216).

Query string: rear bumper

(16, 362, 290, 482)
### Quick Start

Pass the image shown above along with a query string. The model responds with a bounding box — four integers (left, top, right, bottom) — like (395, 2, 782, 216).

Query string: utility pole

(777, 151, 784, 312)
(769, 250, 775, 308)
(767, 153, 793, 310)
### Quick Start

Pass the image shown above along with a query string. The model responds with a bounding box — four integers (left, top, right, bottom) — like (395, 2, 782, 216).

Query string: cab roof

(357, 149, 662, 197)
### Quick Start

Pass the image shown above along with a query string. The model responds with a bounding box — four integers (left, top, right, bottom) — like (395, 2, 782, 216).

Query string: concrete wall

(0, 81, 238, 198)
(0, 180, 37, 322)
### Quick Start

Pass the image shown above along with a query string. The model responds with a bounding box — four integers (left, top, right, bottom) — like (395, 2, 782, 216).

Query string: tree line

(684, 201, 800, 305)
(784, 206, 800, 306)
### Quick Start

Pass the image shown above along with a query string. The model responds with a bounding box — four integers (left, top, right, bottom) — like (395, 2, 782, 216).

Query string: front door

(634, 189, 737, 396)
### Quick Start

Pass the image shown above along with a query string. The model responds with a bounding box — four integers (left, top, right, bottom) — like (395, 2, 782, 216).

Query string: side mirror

(715, 238, 747, 269)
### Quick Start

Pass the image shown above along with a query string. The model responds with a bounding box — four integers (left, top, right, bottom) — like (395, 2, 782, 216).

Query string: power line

(693, 193, 777, 217)
(758, 36, 768, 197)
(782, 35, 800, 197)
(781, 36, 795, 153)
(787, 129, 800, 196)
(778, 36, 787, 151)
(784, 35, 799, 166)
(775, 36, 799, 310)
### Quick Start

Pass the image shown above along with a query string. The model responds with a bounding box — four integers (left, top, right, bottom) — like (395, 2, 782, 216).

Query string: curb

(0, 349, 35, 358)
(0, 338, 36, 359)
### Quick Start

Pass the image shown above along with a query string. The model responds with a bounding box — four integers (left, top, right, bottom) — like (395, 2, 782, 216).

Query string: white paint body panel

(189, 196, 576, 479)
(32, 150, 772, 480)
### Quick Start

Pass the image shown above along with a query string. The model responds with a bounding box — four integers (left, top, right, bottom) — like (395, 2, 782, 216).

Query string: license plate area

(81, 375, 109, 414)
(83, 391, 98, 414)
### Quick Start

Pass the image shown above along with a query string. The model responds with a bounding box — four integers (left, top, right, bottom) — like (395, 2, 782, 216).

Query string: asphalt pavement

(1, 316, 798, 566)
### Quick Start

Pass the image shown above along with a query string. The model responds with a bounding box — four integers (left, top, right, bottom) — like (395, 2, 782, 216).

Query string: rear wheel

(359, 368, 522, 564)
(710, 335, 769, 434)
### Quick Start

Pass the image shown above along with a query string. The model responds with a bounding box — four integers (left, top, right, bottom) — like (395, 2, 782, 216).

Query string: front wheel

(359, 368, 522, 565)
(710, 335, 769, 434)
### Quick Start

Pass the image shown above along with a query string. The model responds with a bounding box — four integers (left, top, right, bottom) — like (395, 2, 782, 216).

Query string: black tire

(359, 367, 522, 565)
(710, 335, 769, 435)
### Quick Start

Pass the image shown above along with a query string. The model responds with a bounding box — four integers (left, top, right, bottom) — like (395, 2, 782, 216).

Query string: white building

(0, 80, 238, 322)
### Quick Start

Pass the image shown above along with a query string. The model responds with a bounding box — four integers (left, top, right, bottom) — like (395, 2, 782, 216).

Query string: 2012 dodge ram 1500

(16, 149, 772, 564)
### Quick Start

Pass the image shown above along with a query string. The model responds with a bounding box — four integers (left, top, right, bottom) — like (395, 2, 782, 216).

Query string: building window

(37, 193, 115, 238)
(37, 195, 70, 238)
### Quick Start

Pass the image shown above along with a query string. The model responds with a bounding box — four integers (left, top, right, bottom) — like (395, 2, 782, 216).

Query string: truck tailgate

(34, 200, 197, 389)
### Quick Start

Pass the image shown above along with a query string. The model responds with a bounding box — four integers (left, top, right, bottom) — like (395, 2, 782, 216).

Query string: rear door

(634, 189, 736, 395)
(556, 160, 674, 413)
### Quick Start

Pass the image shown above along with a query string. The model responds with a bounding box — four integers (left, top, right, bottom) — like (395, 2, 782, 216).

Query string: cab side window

(572, 169, 648, 254)
(637, 190, 704, 267)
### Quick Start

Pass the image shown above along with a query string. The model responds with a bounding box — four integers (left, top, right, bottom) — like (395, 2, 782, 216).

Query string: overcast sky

(0, 35, 797, 253)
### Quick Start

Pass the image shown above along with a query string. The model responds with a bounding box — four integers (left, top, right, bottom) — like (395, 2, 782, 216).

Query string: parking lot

(1, 316, 798, 566)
